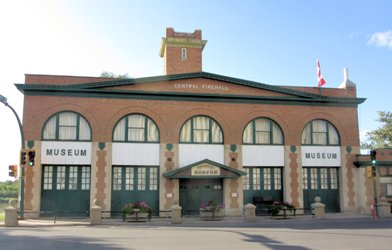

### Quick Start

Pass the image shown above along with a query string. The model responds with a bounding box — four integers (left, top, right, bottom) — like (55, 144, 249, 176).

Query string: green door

(303, 167, 340, 213)
(41, 166, 91, 217)
(179, 178, 223, 215)
(111, 166, 159, 217)
(243, 167, 283, 213)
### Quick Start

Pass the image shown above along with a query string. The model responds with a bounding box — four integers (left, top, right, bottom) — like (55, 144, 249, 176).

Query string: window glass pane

(330, 168, 338, 189)
(81, 167, 90, 190)
(128, 115, 145, 141)
(302, 120, 340, 145)
(180, 120, 192, 142)
(43, 112, 91, 141)
(320, 168, 328, 189)
(243, 168, 250, 190)
(43, 166, 53, 190)
(113, 118, 126, 141)
(328, 123, 339, 145)
(243, 123, 253, 144)
(181, 116, 223, 144)
(274, 168, 282, 190)
(59, 127, 77, 140)
(181, 48, 187, 59)
(69, 166, 78, 190)
(194, 116, 209, 129)
(43, 116, 56, 140)
(114, 115, 159, 142)
(58, 113, 77, 140)
(56, 166, 66, 190)
(254, 119, 270, 144)
(243, 118, 283, 145)
(79, 118, 91, 140)
(147, 120, 159, 142)
(302, 168, 308, 190)
(253, 168, 260, 190)
(313, 132, 327, 145)
(138, 167, 146, 190)
(149, 167, 158, 190)
(211, 121, 223, 143)
(59, 112, 77, 126)
(310, 168, 318, 189)
(194, 130, 209, 143)
(272, 123, 283, 144)
(263, 168, 271, 190)
(301, 124, 312, 144)
(255, 131, 270, 144)
(128, 128, 145, 141)
(193, 117, 209, 143)
(125, 167, 134, 190)
(113, 167, 122, 191)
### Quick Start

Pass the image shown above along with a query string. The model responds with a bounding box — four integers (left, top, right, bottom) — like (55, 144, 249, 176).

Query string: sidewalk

(4, 212, 374, 228)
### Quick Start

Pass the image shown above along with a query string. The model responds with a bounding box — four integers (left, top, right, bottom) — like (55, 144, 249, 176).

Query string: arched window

(243, 117, 284, 144)
(42, 111, 91, 141)
(113, 114, 159, 142)
(301, 119, 340, 145)
(180, 116, 223, 144)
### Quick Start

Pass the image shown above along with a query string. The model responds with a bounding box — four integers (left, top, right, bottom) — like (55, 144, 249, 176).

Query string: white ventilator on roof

(338, 68, 356, 89)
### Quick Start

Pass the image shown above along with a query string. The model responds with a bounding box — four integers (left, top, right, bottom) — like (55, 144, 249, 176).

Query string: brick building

(16, 27, 385, 218)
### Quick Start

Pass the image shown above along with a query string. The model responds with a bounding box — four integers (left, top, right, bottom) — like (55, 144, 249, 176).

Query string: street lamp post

(0, 94, 25, 219)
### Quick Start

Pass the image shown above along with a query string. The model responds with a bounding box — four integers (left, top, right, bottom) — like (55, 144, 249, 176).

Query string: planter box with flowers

(269, 201, 296, 219)
(122, 201, 152, 222)
(199, 200, 225, 221)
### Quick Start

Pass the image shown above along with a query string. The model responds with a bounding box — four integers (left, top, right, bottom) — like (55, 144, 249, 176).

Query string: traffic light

(371, 166, 376, 177)
(366, 166, 373, 178)
(370, 150, 377, 165)
(8, 165, 18, 177)
(20, 150, 26, 166)
(28, 150, 36, 166)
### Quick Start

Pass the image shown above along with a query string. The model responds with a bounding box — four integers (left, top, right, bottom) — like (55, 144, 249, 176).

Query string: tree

(0, 180, 19, 198)
(100, 71, 130, 79)
(362, 111, 392, 149)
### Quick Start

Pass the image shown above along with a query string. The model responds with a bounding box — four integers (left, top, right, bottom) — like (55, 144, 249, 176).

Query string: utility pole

(0, 94, 25, 219)
(370, 149, 378, 217)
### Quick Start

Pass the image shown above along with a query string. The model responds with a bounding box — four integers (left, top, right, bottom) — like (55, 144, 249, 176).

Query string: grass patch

(0, 202, 6, 222)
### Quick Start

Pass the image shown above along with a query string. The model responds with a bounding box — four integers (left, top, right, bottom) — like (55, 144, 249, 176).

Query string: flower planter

(271, 207, 296, 219)
(123, 210, 150, 222)
(122, 202, 152, 222)
(200, 208, 225, 221)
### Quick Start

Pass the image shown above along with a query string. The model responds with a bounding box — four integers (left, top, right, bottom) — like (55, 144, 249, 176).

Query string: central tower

(159, 27, 207, 75)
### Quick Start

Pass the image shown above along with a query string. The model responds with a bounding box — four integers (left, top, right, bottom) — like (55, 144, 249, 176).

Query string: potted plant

(269, 201, 296, 218)
(122, 201, 152, 222)
(199, 200, 225, 221)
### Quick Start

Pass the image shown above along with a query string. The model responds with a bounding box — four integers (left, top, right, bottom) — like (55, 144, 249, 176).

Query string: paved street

(1, 216, 391, 250)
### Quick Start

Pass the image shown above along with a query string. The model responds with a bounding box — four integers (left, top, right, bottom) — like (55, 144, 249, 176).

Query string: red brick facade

(16, 28, 384, 218)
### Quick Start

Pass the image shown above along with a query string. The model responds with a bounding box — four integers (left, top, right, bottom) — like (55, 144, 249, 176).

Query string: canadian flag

(317, 60, 326, 87)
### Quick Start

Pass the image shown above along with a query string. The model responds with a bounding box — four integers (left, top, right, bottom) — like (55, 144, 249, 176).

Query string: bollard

(244, 203, 257, 222)
(90, 199, 102, 225)
(311, 196, 325, 219)
(170, 205, 182, 224)
(5, 199, 19, 227)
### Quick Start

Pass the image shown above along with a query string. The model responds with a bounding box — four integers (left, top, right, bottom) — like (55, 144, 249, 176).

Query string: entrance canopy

(163, 159, 246, 179)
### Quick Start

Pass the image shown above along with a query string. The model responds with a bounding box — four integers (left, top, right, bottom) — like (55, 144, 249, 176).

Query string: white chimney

(338, 68, 356, 89)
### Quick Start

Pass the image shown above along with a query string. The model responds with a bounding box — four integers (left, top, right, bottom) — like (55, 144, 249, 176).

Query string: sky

(0, 0, 391, 181)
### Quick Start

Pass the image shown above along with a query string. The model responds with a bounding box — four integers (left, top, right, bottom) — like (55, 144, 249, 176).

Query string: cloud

(368, 30, 392, 49)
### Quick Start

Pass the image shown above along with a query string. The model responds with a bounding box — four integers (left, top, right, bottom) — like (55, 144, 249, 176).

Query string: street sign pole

(0, 94, 25, 219)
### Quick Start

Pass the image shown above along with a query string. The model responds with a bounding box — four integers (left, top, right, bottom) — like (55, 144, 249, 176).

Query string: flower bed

(199, 200, 225, 221)
(269, 201, 296, 218)
(122, 201, 152, 222)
